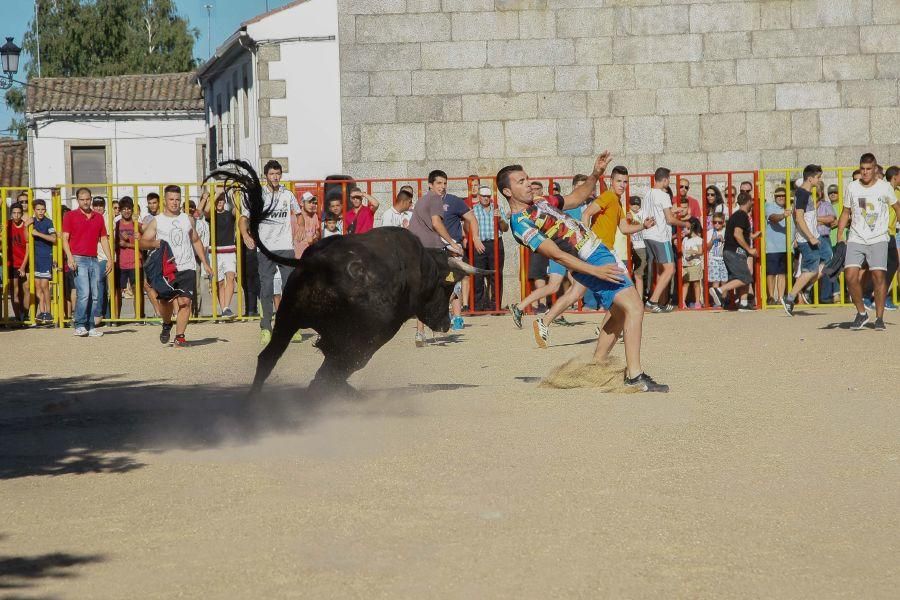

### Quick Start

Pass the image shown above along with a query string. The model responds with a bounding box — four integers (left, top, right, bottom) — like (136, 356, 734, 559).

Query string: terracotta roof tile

(0, 138, 28, 188)
(26, 72, 203, 114)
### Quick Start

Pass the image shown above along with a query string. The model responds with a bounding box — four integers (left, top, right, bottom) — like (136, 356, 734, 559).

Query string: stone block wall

(339, 0, 900, 179)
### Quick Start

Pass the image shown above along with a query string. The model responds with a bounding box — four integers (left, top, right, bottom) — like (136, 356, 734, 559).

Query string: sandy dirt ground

(1, 309, 898, 599)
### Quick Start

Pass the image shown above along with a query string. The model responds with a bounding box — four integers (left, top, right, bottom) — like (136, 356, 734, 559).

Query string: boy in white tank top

(140, 185, 212, 347)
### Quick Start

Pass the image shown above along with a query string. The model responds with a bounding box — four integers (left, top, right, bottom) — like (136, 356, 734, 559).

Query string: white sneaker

(533, 318, 549, 349)
(73, 327, 89, 337)
(88, 328, 104, 337)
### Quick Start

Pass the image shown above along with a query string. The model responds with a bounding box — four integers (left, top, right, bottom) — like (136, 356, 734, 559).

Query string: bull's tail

(205, 160, 301, 268)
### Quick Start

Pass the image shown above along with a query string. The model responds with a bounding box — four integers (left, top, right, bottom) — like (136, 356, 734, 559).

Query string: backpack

(143, 240, 181, 300)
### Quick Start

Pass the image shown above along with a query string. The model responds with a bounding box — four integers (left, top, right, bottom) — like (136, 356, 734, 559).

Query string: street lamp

(1, 37, 22, 90)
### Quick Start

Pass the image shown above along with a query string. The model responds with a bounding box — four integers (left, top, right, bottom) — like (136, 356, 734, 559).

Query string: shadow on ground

(0, 374, 453, 481)
(0, 542, 104, 594)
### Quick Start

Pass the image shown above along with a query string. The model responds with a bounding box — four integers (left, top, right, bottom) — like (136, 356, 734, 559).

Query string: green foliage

(5, 0, 199, 138)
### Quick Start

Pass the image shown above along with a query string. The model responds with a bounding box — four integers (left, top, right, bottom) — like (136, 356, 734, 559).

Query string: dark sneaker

(509, 304, 524, 329)
(850, 312, 870, 331)
(873, 317, 886, 331)
(709, 287, 724, 307)
(737, 302, 753, 312)
(533, 318, 549, 349)
(173, 334, 188, 348)
(624, 372, 670, 393)
(781, 294, 795, 316)
(800, 290, 812, 305)
(650, 303, 673, 313)
(552, 315, 571, 326)
(160, 322, 173, 344)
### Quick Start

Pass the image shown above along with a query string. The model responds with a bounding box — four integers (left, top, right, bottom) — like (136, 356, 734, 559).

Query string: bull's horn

(448, 256, 494, 275)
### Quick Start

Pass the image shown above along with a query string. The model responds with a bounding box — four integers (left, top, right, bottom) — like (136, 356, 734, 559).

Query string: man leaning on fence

(239, 159, 302, 346)
(472, 186, 509, 311)
(62, 187, 113, 337)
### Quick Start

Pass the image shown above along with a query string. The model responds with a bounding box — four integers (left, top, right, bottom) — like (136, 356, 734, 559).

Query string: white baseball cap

(301, 191, 316, 202)
(478, 186, 493, 196)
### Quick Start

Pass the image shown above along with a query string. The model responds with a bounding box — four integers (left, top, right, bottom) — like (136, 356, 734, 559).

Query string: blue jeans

(73, 256, 101, 329)
(817, 235, 836, 299)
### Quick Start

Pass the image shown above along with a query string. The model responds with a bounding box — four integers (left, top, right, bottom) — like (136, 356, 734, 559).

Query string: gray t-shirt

(408, 190, 445, 248)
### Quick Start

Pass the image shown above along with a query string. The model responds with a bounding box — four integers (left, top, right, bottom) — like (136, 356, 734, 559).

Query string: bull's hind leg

(250, 316, 302, 394)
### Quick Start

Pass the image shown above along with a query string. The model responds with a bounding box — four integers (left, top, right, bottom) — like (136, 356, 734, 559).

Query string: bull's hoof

(308, 377, 359, 399)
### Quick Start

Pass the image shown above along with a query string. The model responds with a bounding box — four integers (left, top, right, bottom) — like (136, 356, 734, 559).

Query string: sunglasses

(350, 195, 363, 200)
(706, 192, 716, 197)
(775, 194, 786, 198)
(679, 185, 689, 190)
(713, 221, 724, 225)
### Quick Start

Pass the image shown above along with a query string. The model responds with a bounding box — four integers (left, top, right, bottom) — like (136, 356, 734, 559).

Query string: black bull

(206, 161, 490, 394)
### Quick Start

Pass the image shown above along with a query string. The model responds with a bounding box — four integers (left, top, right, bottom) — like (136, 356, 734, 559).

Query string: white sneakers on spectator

(73, 327, 103, 337)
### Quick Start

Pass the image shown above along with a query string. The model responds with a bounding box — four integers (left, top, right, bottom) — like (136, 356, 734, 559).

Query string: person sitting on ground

(345, 186, 379, 234)
(681, 218, 704, 308)
(5, 202, 30, 321)
(380, 189, 414, 228)
(710, 192, 760, 311)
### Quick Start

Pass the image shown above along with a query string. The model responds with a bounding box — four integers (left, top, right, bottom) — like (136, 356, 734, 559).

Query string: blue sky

(1, 0, 295, 134)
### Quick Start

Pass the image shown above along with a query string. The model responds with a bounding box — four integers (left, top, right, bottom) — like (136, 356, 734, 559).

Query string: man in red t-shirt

(676, 178, 701, 220)
(344, 186, 380, 234)
(5, 202, 30, 321)
(62, 187, 113, 337)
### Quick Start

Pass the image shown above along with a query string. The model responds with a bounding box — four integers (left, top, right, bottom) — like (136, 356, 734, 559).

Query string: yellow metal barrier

(756, 166, 887, 309)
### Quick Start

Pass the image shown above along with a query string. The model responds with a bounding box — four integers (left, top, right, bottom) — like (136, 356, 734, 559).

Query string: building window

(71, 146, 107, 187)
(216, 94, 224, 162)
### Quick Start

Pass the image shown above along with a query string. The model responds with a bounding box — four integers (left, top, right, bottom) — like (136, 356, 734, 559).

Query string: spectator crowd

(3, 155, 900, 342)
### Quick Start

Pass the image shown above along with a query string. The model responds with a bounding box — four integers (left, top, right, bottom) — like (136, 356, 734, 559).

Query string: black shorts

(65, 270, 75, 291)
(528, 251, 549, 280)
(118, 268, 136, 290)
(172, 269, 196, 299)
(888, 236, 898, 276)
(724, 250, 753, 285)
(765, 252, 786, 275)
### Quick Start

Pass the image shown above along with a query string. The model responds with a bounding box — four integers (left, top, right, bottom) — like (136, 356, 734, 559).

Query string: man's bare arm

(562, 151, 611, 210)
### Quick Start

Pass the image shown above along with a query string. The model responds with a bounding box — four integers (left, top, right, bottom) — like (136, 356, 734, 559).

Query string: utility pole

(35, 0, 42, 77)
(204, 4, 213, 58)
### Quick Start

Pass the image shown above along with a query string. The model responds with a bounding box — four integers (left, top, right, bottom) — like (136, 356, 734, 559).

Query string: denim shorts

(797, 242, 823, 273)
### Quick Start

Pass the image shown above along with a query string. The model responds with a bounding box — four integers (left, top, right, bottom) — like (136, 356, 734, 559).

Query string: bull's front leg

(309, 329, 396, 395)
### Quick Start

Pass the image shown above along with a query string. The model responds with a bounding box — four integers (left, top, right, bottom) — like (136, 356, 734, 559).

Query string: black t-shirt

(724, 209, 751, 253)
(213, 210, 236, 247)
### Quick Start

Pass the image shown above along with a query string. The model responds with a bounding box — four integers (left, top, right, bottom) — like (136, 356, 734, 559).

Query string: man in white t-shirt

(641, 167, 690, 312)
(379, 188, 414, 228)
(837, 152, 900, 331)
(238, 159, 301, 345)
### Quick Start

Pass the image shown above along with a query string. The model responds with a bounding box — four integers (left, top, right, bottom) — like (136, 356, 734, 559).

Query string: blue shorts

(547, 259, 567, 277)
(34, 256, 52, 280)
(797, 242, 823, 273)
(571, 246, 633, 310)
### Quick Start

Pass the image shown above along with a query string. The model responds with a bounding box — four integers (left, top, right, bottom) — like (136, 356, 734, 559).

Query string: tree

(5, 0, 199, 138)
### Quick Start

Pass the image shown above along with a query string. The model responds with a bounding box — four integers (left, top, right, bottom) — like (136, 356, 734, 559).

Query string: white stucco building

(25, 72, 206, 206)
(196, 0, 342, 180)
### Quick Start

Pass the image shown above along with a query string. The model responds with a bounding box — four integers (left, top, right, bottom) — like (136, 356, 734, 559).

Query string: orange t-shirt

(589, 190, 622, 248)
